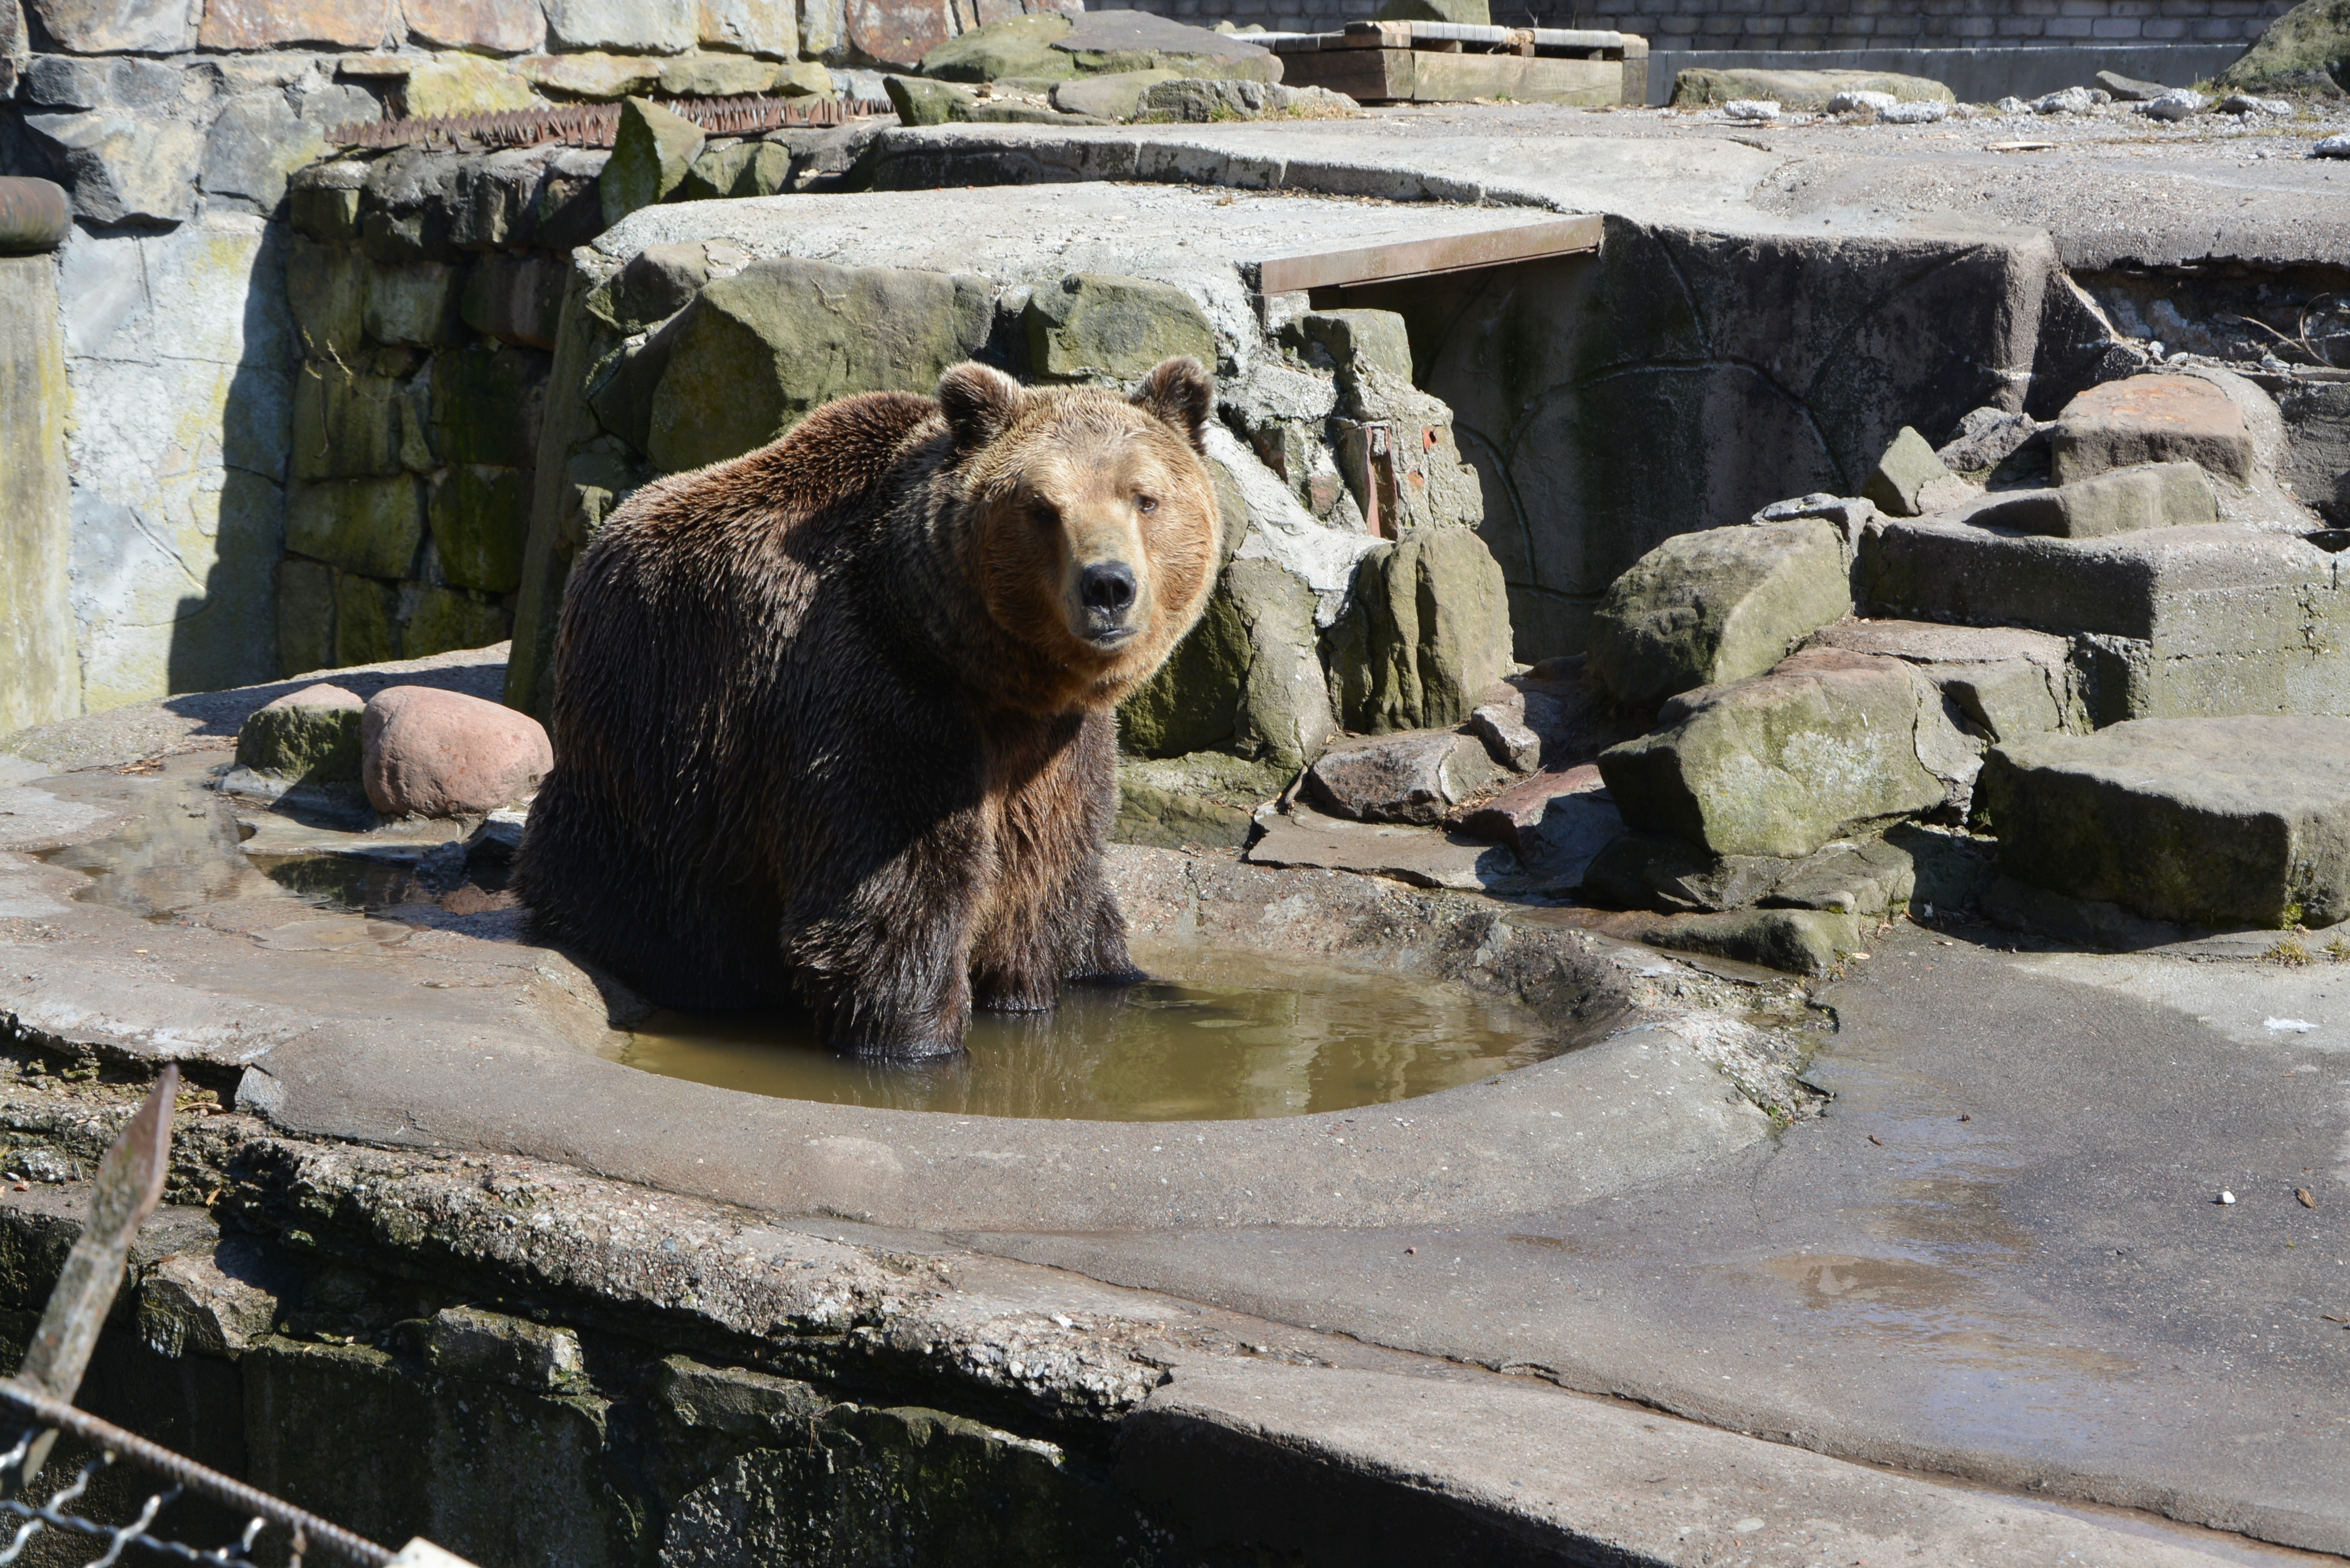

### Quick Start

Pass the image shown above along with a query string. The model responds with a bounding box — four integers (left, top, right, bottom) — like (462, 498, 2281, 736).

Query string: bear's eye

(1134, 494, 1158, 515)
(1029, 497, 1061, 528)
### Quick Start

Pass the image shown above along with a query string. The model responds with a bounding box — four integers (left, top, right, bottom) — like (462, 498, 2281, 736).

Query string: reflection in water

(39, 779, 259, 920)
(624, 941, 1557, 1121)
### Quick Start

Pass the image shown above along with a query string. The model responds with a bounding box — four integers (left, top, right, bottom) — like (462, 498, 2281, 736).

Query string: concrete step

(1977, 715, 2350, 928)
(1855, 518, 2348, 722)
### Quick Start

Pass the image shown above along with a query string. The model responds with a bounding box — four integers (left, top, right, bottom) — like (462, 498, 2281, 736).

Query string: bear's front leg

(1065, 871, 1145, 989)
(786, 847, 983, 1058)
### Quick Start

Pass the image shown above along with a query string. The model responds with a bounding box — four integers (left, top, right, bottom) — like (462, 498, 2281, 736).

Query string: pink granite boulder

(361, 686, 551, 818)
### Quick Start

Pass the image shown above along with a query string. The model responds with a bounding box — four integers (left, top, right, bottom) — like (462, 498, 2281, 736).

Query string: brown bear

(513, 356, 1222, 1058)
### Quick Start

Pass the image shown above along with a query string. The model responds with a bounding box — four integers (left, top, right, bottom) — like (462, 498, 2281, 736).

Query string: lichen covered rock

(1588, 519, 1852, 707)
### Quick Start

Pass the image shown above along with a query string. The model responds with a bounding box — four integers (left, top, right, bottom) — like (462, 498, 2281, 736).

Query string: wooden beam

(1249, 215, 1603, 296)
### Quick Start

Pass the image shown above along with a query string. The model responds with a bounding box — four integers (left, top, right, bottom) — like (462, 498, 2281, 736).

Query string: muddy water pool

(41, 768, 1562, 1121)
(622, 941, 1558, 1120)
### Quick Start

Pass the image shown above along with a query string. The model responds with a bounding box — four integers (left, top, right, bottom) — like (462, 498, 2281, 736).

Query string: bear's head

(939, 356, 1223, 711)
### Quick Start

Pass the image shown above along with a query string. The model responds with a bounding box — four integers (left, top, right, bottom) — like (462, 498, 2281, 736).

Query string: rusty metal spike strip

(329, 93, 892, 153)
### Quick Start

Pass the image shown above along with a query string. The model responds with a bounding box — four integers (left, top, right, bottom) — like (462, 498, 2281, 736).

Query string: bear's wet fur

(514, 357, 1222, 1058)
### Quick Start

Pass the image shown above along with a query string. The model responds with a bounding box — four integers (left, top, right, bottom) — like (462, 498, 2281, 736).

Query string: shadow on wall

(1342, 217, 2049, 661)
(59, 214, 293, 712)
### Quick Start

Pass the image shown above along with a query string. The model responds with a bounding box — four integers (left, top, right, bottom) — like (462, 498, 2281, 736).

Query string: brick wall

(1133, 0, 2293, 50)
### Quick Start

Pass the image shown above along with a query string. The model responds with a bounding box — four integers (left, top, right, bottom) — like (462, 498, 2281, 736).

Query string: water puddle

(621, 940, 1559, 1121)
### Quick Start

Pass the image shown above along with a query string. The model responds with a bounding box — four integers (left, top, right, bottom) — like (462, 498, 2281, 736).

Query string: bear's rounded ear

(1131, 356, 1212, 455)
(937, 362, 1026, 453)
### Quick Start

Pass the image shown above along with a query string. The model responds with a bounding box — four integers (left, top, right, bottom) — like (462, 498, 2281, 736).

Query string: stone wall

(0, 0, 1060, 717)
(1121, 0, 2290, 51)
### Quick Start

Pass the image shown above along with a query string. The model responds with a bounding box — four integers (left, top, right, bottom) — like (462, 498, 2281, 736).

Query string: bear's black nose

(1080, 561, 1137, 616)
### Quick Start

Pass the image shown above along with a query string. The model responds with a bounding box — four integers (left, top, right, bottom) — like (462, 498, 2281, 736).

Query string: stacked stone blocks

(277, 149, 580, 673)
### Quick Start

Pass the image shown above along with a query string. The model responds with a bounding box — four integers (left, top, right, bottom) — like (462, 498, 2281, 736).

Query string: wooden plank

(1250, 215, 1603, 296)
(1404, 51, 1624, 106)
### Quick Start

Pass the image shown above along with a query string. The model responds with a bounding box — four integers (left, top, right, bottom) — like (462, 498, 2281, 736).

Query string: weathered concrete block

(432, 342, 550, 469)
(293, 364, 406, 481)
(2052, 373, 2255, 486)
(655, 1355, 827, 1438)
(1051, 8, 1283, 80)
(1857, 518, 2349, 721)
(199, 0, 389, 48)
(290, 162, 366, 241)
(1977, 717, 2350, 928)
(402, 55, 538, 119)
(429, 464, 528, 594)
(1305, 728, 1509, 826)
(286, 238, 366, 362)
(1642, 907, 1862, 976)
(1024, 272, 1216, 384)
(660, 53, 778, 95)
(424, 1307, 583, 1391)
(460, 253, 563, 348)
(1861, 425, 1959, 518)
(1119, 556, 1333, 773)
(681, 141, 757, 201)
(1599, 648, 1948, 860)
(644, 257, 988, 472)
(235, 683, 365, 782)
(201, 91, 327, 213)
(1966, 461, 2218, 539)
(278, 557, 337, 676)
(587, 240, 713, 333)
(1380, 0, 1490, 24)
(1805, 619, 2082, 743)
(1052, 68, 1181, 120)
(1296, 309, 1413, 381)
(1341, 527, 1515, 734)
(364, 260, 463, 348)
(921, 11, 1074, 80)
(28, 0, 196, 52)
(1113, 752, 1287, 849)
(243, 1338, 627, 1568)
(287, 476, 424, 580)
(601, 96, 705, 226)
(402, 0, 546, 53)
(403, 585, 510, 658)
(698, 0, 798, 57)
(333, 570, 400, 666)
(1587, 518, 1852, 707)
(23, 110, 201, 224)
(513, 50, 663, 98)
(546, 0, 695, 52)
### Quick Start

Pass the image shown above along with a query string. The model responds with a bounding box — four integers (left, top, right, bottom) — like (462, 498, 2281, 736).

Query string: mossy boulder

(363, 259, 462, 348)
(1119, 556, 1333, 773)
(1023, 272, 1217, 384)
(919, 13, 1076, 82)
(1598, 648, 1948, 860)
(286, 237, 365, 362)
(236, 684, 365, 782)
(1338, 526, 1514, 734)
(1114, 752, 1291, 848)
(1587, 518, 1852, 707)
(432, 343, 550, 469)
(2218, 0, 2349, 95)
(601, 97, 706, 226)
(644, 257, 992, 473)
(883, 74, 978, 125)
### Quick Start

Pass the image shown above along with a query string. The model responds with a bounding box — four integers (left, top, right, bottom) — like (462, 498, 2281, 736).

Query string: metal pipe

(0, 180, 71, 255)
